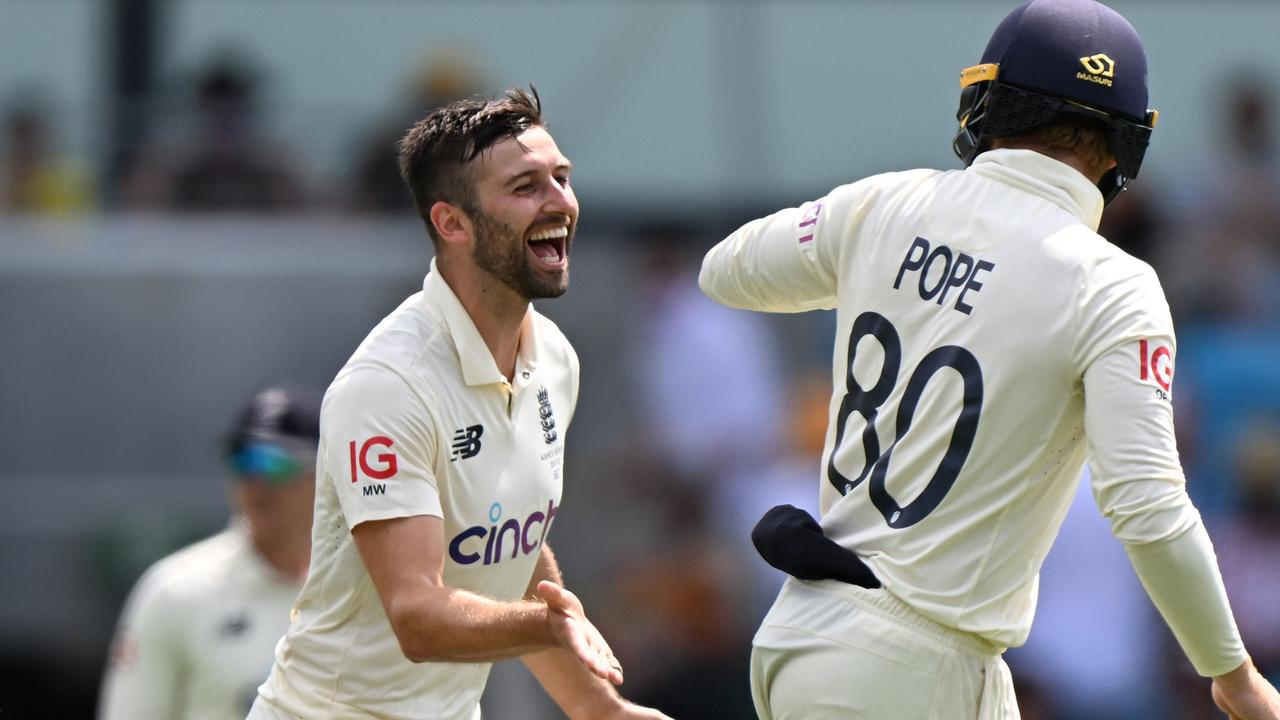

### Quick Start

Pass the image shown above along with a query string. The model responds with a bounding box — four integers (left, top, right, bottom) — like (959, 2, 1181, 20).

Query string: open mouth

(527, 225, 569, 269)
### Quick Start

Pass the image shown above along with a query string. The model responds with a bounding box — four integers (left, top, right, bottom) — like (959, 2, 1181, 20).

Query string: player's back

(808, 148, 1156, 648)
(101, 525, 299, 720)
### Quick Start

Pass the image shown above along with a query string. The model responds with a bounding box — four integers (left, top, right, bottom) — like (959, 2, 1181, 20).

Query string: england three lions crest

(536, 387, 557, 444)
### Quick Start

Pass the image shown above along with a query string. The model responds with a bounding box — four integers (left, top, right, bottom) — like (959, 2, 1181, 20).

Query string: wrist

(1214, 657, 1256, 687)
(528, 600, 557, 648)
(579, 696, 628, 720)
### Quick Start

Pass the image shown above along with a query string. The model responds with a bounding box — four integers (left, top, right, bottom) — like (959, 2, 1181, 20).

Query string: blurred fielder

(700, 1, 1280, 718)
(249, 88, 668, 720)
(98, 384, 321, 720)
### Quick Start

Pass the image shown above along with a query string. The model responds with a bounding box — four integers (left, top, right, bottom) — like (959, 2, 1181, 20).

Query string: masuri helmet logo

(1079, 54, 1116, 78)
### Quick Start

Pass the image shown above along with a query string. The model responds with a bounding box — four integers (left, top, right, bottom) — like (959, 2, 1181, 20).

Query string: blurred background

(2, 1, 1279, 718)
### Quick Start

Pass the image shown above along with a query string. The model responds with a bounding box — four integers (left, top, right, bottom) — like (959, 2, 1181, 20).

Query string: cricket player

(699, 1, 1280, 718)
(98, 384, 322, 720)
(249, 88, 668, 720)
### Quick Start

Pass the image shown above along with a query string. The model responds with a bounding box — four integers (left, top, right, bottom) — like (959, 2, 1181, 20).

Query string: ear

(429, 201, 473, 247)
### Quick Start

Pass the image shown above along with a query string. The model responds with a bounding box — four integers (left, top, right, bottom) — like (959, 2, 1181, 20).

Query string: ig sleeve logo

(1138, 339, 1173, 401)
(797, 202, 823, 244)
(350, 436, 397, 482)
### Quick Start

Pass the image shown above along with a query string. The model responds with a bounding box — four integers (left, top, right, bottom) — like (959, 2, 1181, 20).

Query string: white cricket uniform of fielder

(701, 149, 1246, 719)
(251, 259, 578, 720)
(98, 521, 300, 720)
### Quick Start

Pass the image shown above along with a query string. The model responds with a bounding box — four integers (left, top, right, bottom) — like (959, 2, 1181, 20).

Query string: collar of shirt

(968, 149, 1104, 232)
(421, 258, 541, 389)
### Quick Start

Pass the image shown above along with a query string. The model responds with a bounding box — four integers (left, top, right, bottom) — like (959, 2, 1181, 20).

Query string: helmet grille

(982, 85, 1062, 139)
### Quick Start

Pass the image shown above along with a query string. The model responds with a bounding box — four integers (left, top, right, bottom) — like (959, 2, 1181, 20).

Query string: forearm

(523, 647, 625, 719)
(521, 544, 625, 717)
(1124, 521, 1247, 677)
(391, 585, 555, 663)
(354, 514, 559, 663)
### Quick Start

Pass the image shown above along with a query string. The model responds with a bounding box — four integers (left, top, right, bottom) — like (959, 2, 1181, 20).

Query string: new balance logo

(451, 425, 484, 461)
(537, 387, 557, 445)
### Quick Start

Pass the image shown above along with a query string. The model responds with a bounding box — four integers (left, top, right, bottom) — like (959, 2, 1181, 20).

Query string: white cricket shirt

(701, 149, 1244, 672)
(256, 260, 578, 719)
(99, 522, 300, 720)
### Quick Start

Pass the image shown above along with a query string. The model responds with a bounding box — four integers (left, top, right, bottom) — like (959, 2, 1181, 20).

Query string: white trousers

(751, 578, 1019, 720)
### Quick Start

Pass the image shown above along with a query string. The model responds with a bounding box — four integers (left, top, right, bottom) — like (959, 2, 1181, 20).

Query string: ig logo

(350, 436, 397, 482)
(1139, 339, 1173, 400)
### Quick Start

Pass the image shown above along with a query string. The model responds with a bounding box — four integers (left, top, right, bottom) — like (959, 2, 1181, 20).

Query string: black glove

(751, 504, 881, 589)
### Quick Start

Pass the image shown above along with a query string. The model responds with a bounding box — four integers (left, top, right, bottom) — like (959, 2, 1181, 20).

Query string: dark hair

(997, 114, 1113, 182)
(398, 86, 544, 243)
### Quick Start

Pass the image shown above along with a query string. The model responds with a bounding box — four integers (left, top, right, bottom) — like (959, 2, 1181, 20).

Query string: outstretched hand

(1212, 660, 1280, 720)
(536, 580, 624, 686)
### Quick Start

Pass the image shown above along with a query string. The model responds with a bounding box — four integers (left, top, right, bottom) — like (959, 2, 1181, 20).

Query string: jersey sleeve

(1122, 523, 1247, 676)
(698, 175, 919, 312)
(323, 366, 442, 528)
(1078, 259, 1187, 541)
(698, 193, 840, 313)
(1080, 259, 1246, 677)
(98, 567, 185, 720)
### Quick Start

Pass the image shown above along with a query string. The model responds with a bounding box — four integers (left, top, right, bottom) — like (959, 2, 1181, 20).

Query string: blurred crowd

(2, 51, 481, 216)
(3, 48, 1280, 720)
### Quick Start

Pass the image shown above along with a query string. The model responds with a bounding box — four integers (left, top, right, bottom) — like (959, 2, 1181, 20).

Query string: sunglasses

(230, 441, 312, 485)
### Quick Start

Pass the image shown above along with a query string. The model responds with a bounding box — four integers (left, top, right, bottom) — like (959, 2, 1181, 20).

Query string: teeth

(529, 226, 568, 241)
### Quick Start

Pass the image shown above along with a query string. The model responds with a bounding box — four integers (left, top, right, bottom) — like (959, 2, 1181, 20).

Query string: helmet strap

(1097, 167, 1129, 206)
(952, 82, 993, 167)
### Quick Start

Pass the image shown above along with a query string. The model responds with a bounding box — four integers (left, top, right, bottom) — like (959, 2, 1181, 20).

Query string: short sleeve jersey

(99, 523, 301, 720)
(700, 149, 1190, 648)
(256, 260, 579, 720)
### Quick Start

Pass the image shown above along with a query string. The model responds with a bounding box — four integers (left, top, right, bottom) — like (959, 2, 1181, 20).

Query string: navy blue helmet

(953, 0, 1159, 204)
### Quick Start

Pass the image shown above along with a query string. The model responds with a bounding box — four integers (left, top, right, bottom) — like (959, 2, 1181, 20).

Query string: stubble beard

(470, 207, 571, 300)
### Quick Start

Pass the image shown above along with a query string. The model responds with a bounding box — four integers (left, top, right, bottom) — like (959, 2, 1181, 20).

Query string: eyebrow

(503, 162, 573, 187)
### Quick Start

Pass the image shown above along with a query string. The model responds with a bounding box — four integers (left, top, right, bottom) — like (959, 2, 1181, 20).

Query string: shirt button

(521, 371, 530, 379)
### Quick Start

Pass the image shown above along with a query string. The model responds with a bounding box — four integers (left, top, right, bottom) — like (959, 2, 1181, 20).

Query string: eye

(513, 183, 535, 195)
(555, 174, 571, 188)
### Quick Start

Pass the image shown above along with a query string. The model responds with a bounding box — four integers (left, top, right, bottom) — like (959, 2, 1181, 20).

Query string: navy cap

(224, 384, 322, 454)
(981, 0, 1149, 122)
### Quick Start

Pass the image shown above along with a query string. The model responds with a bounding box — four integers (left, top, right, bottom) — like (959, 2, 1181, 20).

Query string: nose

(544, 180, 577, 219)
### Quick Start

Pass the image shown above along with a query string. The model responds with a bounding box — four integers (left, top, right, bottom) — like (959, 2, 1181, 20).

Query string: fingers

(535, 576, 560, 604)
(535, 579, 561, 602)
(571, 634, 622, 685)
(537, 581, 625, 685)
(598, 650, 625, 686)
(536, 580, 579, 613)
(606, 647, 624, 684)
(580, 624, 624, 685)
